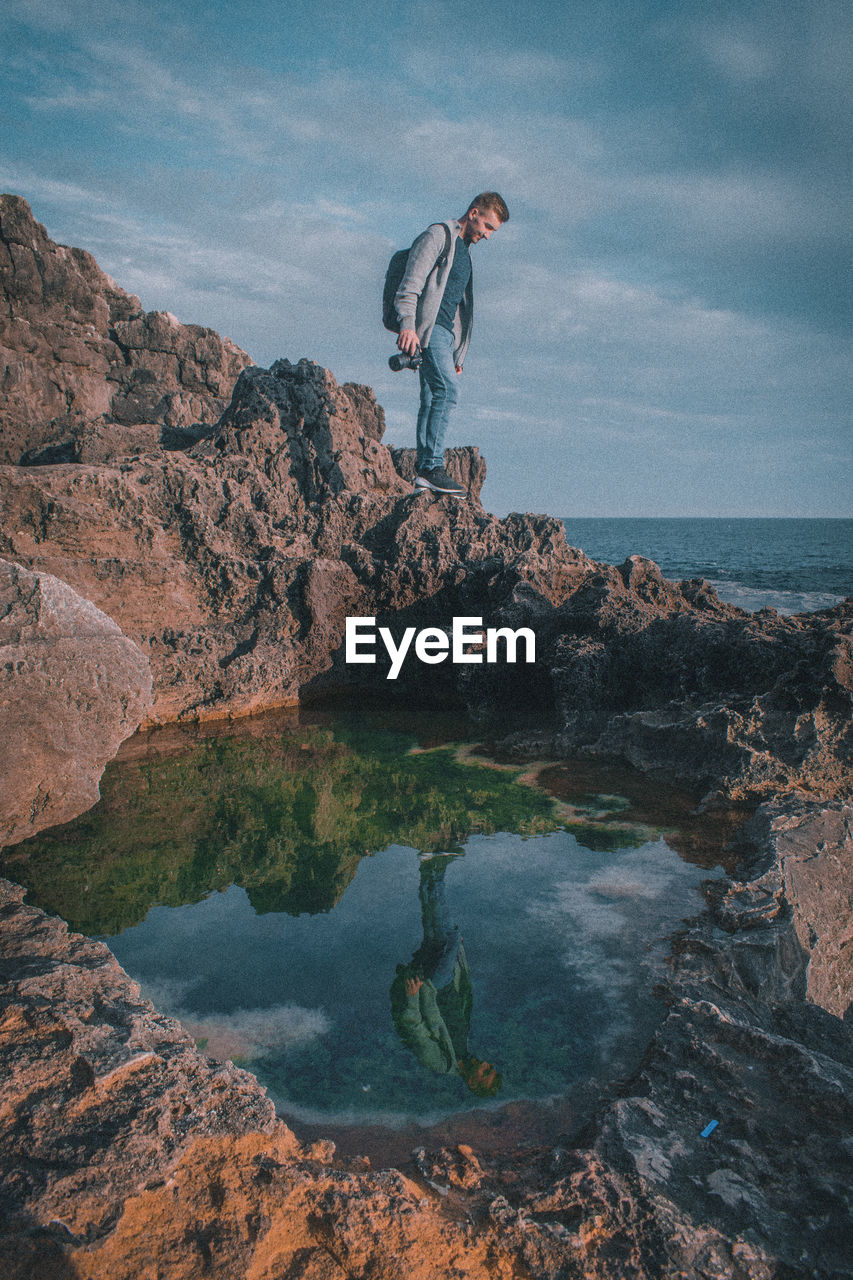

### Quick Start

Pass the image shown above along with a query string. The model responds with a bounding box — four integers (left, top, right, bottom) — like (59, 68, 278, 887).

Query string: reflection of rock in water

(8, 719, 559, 936)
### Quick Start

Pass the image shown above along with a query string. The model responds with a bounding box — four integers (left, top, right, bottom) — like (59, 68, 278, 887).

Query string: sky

(2, 0, 851, 517)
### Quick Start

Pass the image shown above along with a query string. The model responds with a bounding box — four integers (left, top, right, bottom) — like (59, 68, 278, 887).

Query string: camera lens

(388, 352, 421, 372)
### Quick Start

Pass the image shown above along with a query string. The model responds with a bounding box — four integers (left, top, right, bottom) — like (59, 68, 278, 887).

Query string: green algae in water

(5, 717, 561, 936)
(4, 709, 726, 1130)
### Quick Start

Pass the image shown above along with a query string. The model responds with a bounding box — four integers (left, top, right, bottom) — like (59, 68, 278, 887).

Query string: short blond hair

(467, 192, 509, 223)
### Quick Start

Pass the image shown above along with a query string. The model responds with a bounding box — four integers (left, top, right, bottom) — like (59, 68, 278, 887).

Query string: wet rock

(467, 564, 853, 802)
(0, 559, 152, 846)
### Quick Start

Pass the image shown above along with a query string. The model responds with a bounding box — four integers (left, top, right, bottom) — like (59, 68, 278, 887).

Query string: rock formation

(0, 194, 251, 465)
(0, 559, 152, 847)
(2, 197, 850, 800)
(1, 195, 851, 1279)
(2, 346, 849, 800)
(462, 555, 853, 802)
(0, 350, 543, 723)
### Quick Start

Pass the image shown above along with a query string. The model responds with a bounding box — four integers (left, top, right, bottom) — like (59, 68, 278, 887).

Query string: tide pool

(4, 705, 739, 1138)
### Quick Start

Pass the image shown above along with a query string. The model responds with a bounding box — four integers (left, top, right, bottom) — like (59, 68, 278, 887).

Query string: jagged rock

(2, 347, 850, 795)
(771, 800, 853, 1020)
(210, 358, 412, 504)
(0, 343, 590, 723)
(571, 797, 853, 1278)
(0, 194, 251, 464)
(390, 443, 487, 498)
(0, 559, 152, 846)
(2, 198, 850, 800)
(548, 583, 853, 802)
(452, 557, 853, 802)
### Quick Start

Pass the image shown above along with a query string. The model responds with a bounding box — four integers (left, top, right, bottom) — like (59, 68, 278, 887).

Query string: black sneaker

(414, 467, 466, 496)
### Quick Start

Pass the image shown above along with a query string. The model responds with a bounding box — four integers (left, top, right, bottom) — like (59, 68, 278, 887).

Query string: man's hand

(455, 366, 463, 375)
(397, 329, 420, 357)
(404, 976, 423, 997)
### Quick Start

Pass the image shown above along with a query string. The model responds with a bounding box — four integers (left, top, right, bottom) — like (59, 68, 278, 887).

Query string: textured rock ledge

(1, 194, 251, 465)
(0, 559, 152, 847)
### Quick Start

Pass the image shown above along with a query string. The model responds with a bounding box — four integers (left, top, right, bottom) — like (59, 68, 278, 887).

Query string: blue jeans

(416, 325, 458, 472)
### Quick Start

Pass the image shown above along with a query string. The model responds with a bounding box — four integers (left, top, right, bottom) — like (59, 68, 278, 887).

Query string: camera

(388, 350, 422, 372)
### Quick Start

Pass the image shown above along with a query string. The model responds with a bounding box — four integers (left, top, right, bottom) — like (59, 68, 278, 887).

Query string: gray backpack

(382, 224, 452, 332)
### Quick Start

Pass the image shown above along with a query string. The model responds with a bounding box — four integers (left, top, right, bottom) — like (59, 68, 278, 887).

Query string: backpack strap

(436, 222, 452, 268)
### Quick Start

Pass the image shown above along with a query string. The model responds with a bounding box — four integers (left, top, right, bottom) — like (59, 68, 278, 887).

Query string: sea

(559, 517, 853, 616)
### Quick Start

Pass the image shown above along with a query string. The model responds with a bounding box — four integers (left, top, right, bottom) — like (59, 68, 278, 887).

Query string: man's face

(467, 1060, 498, 1091)
(464, 206, 502, 244)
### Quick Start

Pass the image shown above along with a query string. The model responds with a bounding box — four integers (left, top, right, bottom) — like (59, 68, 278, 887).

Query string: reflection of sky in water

(107, 830, 715, 1128)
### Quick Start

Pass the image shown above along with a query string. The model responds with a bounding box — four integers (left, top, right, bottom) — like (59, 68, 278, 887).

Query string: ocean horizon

(559, 516, 853, 616)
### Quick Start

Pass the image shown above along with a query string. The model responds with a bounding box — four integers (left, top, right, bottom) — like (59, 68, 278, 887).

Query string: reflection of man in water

(390, 854, 501, 1098)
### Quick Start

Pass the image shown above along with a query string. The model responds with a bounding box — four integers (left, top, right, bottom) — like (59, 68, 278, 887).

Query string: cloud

(3, 0, 850, 515)
(9, 0, 146, 21)
(0, 163, 115, 212)
(138, 976, 330, 1063)
(179, 1004, 330, 1063)
(525, 839, 705, 997)
(401, 40, 604, 101)
(699, 25, 776, 83)
(622, 168, 848, 250)
(695, 3, 853, 103)
(485, 260, 789, 380)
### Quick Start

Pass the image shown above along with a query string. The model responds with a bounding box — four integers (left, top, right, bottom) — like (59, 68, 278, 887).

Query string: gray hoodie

(393, 219, 474, 368)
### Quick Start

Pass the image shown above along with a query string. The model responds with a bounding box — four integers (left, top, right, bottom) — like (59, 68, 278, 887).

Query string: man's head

(458, 1055, 503, 1098)
(461, 192, 509, 245)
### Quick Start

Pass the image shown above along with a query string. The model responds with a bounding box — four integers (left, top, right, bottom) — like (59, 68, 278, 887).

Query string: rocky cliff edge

(3, 195, 850, 803)
(0, 194, 252, 464)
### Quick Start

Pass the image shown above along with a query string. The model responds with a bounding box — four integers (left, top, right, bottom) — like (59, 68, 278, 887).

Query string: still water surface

(110, 831, 707, 1128)
(5, 705, 740, 1149)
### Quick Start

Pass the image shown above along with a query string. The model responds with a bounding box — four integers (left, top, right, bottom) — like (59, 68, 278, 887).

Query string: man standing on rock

(393, 192, 509, 497)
